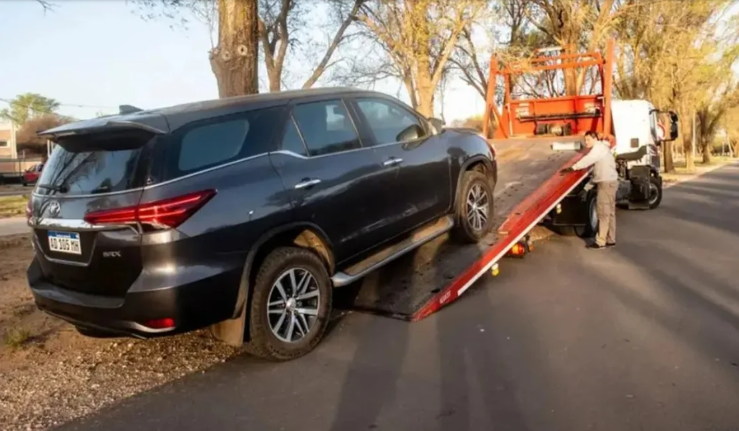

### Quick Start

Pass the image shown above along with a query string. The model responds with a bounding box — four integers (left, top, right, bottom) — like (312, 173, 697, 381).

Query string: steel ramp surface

(334, 137, 589, 320)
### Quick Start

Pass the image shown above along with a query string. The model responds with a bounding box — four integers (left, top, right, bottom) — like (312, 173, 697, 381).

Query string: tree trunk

(416, 89, 435, 118)
(701, 137, 711, 164)
(267, 67, 281, 92)
(680, 112, 695, 171)
(685, 150, 695, 171)
(663, 141, 675, 172)
(209, 0, 259, 98)
(415, 66, 435, 117)
(563, 43, 578, 96)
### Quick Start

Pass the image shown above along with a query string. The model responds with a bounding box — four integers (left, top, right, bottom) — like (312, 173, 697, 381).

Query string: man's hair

(584, 131, 599, 139)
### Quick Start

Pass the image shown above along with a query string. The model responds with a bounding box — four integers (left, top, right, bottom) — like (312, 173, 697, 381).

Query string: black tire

(575, 192, 598, 238)
(648, 176, 662, 209)
(452, 170, 494, 243)
(552, 192, 597, 238)
(245, 247, 332, 361)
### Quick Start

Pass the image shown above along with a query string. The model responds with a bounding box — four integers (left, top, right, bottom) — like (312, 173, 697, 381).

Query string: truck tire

(648, 176, 662, 209)
(245, 247, 331, 361)
(576, 192, 598, 237)
(452, 170, 494, 243)
(553, 193, 598, 238)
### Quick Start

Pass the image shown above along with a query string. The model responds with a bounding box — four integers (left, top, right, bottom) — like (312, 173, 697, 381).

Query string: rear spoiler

(38, 112, 169, 138)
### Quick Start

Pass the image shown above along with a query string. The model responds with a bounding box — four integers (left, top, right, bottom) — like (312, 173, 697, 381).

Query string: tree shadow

(327, 250, 419, 431)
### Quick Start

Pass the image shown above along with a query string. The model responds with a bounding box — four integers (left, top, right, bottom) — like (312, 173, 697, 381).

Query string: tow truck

(338, 39, 679, 321)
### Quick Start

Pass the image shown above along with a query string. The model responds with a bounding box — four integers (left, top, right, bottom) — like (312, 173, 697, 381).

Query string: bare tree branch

(302, 0, 365, 89)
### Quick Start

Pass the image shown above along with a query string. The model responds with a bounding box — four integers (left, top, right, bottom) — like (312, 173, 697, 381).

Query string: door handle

(383, 157, 403, 167)
(294, 178, 321, 189)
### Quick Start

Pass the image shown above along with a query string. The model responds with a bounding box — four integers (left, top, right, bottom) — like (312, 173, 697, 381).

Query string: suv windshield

(36, 131, 154, 196)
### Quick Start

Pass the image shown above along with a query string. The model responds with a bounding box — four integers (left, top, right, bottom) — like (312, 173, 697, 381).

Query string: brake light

(84, 190, 216, 228)
(142, 318, 175, 329)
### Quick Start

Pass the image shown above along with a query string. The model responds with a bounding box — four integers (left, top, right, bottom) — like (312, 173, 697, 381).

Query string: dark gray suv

(27, 88, 496, 360)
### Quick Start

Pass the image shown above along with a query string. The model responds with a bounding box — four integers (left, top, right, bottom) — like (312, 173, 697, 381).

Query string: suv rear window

(36, 131, 153, 196)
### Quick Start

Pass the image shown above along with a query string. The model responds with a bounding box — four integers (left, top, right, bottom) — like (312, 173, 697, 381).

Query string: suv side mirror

(669, 111, 679, 141)
(396, 124, 424, 142)
(428, 117, 445, 135)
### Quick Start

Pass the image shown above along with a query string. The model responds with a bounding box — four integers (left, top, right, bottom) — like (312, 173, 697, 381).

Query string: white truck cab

(610, 99, 679, 209)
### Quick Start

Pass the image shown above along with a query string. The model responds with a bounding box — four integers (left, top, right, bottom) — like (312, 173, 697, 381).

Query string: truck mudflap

(335, 137, 592, 321)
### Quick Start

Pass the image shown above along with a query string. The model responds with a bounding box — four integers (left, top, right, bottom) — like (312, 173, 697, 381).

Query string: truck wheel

(452, 170, 494, 243)
(648, 176, 662, 209)
(552, 193, 597, 238)
(246, 247, 331, 361)
(575, 192, 598, 237)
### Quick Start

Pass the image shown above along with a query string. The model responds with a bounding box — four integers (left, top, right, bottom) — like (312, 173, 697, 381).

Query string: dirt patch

(0, 236, 244, 431)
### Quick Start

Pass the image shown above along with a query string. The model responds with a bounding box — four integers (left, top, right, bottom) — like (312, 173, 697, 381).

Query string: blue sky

(0, 0, 483, 122)
(0, 0, 216, 119)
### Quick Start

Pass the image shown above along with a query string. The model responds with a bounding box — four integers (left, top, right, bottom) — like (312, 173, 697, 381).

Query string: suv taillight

(84, 190, 216, 228)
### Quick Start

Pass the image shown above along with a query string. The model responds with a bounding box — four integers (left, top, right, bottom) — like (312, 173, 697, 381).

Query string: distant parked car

(26, 87, 496, 360)
(22, 163, 43, 186)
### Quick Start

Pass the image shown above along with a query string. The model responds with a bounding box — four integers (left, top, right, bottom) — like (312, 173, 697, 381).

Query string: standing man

(561, 131, 618, 250)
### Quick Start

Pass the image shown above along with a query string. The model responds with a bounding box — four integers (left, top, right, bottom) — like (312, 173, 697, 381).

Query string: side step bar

(332, 216, 455, 287)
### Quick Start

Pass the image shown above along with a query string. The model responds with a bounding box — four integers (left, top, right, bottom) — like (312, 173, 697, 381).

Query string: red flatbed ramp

(335, 136, 591, 321)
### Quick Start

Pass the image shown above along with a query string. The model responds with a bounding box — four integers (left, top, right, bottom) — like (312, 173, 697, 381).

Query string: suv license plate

(48, 231, 82, 255)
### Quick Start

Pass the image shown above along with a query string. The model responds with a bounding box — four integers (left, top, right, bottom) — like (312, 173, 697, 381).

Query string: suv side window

(179, 119, 249, 171)
(280, 116, 308, 156)
(292, 100, 361, 156)
(155, 107, 281, 181)
(356, 98, 426, 145)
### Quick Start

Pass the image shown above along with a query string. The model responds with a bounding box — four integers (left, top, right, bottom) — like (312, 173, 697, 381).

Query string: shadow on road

(53, 163, 739, 431)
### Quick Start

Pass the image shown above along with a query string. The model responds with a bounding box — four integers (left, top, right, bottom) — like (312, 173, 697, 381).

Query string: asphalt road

(59, 163, 739, 431)
(0, 217, 29, 236)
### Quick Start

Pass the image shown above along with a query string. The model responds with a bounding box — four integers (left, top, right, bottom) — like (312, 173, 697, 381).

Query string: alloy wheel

(466, 183, 489, 232)
(267, 268, 320, 343)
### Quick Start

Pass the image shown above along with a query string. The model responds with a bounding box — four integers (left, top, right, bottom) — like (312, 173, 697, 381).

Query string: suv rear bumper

(27, 258, 242, 338)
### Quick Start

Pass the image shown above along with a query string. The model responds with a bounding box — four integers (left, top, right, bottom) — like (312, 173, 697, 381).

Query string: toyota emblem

(48, 200, 61, 217)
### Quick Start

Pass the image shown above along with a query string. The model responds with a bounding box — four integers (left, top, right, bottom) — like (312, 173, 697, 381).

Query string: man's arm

(572, 143, 607, 170)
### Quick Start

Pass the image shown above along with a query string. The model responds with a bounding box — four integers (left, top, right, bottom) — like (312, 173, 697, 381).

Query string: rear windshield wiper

(37, 183, 69, 193)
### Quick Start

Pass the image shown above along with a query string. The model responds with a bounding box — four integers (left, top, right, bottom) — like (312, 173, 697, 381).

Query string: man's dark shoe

(606, 242, 616, 248)
(587, 243, 606, 250)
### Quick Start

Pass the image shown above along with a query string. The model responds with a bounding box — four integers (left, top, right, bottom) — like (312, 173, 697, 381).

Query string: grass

(3, 327, 32, 349)
(0, 195, 28, 219)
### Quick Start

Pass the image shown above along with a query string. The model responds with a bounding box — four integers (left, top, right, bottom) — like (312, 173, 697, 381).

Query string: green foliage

(0, 93, 60, 126)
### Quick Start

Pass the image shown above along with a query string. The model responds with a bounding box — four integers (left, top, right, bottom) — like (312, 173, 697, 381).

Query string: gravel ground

(1, 333, 243, 431)
(0, 222, 557, 431)
(0, 235, 244, 431)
